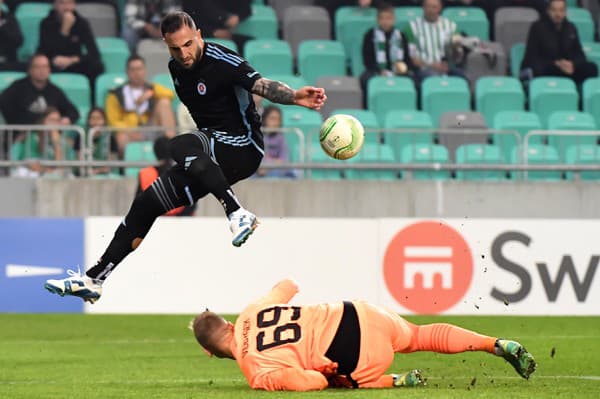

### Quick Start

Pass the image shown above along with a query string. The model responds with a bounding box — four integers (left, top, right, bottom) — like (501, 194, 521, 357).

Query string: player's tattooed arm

(251, 78, 296, 105)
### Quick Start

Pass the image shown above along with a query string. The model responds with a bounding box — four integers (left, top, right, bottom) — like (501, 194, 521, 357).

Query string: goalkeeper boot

(392, 370, 426, 387)
(495, 339, 537, 379)
(45, 268, 103, 304)
(228, 207, 258, 247)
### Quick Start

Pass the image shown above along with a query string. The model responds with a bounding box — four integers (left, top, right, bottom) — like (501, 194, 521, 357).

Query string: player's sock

(86, 186, 166, 281)
(409, 323, 497, 354)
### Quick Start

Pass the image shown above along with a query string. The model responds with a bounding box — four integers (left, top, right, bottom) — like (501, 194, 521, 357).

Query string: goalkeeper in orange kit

(191, 279, 537, 391)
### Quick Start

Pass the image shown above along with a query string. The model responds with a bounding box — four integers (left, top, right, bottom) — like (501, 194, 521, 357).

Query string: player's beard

(182, 44, 203, 69)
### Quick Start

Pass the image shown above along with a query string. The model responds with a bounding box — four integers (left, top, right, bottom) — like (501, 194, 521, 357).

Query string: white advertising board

(85, 217, 600, 315)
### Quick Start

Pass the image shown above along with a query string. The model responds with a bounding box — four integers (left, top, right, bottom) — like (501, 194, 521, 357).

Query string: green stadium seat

(350, 43, 365, 77)
(345, 143, 399, 180)
(442, 7, 489, 40)
(510, 43, 525, 78)
(395, 7, 423, 31)
(0, 71, 26, 93)
(151, 73, 179, 113)
(421, 76, 471, 127)
(565, 144, 600, 180)
(529, 77, 578, 128)
(95, 73, 126, 107)
(298, 40, 346, 85)
(583, 77, 600, 127)
(237, 5, 278, 39)
(244, 40, 293, 76)
(384, 110, 434, 160)
(332, 109, 380, 144)
(335, 7, 376, 62)
(547, 111, 597, 160)
(96, 37, 130, 75)
(16, 2, 52, 61)
(567, 7, 594, 42)
(401, 143, 451, 180)
(49, 73, 91, 125)
(124, 140, 156, 177)
(476, 76, 525, 126)
(207, 39, 238, 52)
(309, 143, 342, 180)
(493, 111, 542, 162)
(455, 143, 507, 180)
(367, 76, 417, 126)
(282, 107, 322, 146)
(581, 42, 600, 71)
(511, 144, 563, 181)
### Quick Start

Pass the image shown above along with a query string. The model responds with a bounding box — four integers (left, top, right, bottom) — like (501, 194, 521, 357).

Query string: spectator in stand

(521, 0, 598, 86)
(37, 0, 104, 86)
(0, 0, 24, 71)
(122, 0, 181, 53)
(136, 136, 196, 216)
(360, 3, 412, 92)
(10, 106, 67, 178)
(73, 107, 120, 176)
(256, 105, 295, 179)
(105, 55, 176, 155)
(0, 53, 79, 125)
(405, 0, 466, 82)
(182, 0, 253, 55)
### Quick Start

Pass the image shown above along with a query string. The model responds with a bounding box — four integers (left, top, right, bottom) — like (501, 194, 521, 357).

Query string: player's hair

(377, 2, 394, 14)
(191, 311, 229, 358)
(160, 11, 197, 36)
(126, 54, 145, 68)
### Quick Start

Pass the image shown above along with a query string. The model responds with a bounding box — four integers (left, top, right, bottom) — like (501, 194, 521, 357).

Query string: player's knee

(187, 155, 212, 177)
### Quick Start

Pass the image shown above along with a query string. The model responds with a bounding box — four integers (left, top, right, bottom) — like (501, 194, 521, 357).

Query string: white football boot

(44, 268, 103, 304)
(228, 208, 258, 247)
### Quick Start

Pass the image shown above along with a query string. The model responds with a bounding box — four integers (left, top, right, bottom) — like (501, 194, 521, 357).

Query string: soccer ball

(319, 114, 365, 160)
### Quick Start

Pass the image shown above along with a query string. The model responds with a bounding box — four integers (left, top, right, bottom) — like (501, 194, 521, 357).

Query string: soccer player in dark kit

(45, 11, 327, 303)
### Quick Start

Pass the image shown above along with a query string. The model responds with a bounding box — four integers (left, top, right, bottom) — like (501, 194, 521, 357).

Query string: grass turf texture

(1, 315, 598, 399)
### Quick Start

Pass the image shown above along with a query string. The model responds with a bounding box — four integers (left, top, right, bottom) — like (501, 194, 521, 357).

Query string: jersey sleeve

(252, 368, 328, 391)
(229, 59, 261, 92)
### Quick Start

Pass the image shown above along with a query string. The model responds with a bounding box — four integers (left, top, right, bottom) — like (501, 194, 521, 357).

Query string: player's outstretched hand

(294, 86, 327, 111)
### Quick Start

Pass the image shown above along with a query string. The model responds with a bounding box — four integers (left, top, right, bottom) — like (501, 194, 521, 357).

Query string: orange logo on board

(383, 221, 473, 314)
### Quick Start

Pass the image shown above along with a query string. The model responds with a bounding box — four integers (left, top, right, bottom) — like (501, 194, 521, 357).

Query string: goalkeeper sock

(408, 323, 497, 354)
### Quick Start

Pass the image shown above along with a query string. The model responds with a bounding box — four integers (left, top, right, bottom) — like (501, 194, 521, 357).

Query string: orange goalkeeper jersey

(229, 280, 405, 391)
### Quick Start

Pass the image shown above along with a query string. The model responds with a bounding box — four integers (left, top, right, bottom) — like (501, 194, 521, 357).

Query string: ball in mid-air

(319, 114, 365, 160)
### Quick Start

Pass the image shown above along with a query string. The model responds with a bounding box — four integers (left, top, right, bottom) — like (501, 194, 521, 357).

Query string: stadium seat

(124, 140, 156, 177)
(384, 110, 434, 161)
(76, 2, 118, 37)
(282, 107, 322, 146)
(564, 144, 600, 180)
(95, 72, 126, 107)
(96, 37, 129, 74)
(151, 73, 179, 113)
(316, 76, 362, 119)
(421, 76, 471, 127)
(237, 4, 278, 40)
(49, 73, 91, 124)
(207, 39, 238, 52)
(401, 143, 451, 180)
(0, 71, 26, 93)
(297, 40, 346, 85)
(367, 76, 417, 126)
(438, 111, 488, 161)
(244, 40, 293, 76)
(345, 143, 398, 180)
(511, 144, 563, 181)
(309, 143, 342, 180)
(15, 2, 52, 61)
(395, 7, 422, 31)
(583, 77, 600, 127)
(494, 7, 538, 55)
(547, 111, 597, 160)
(350, 42, 365, 77)
(442, 7, 489, 40)
(510, 43, 526, 77)
(567, 7, 594, 42)
(464, 41, 507, 89)
(283, 6, 331, 56)
(493, 111, 543, 161)
(476, 76, 525, 125)
(335, 7, 377, 62)
(455, 143, 507, 181)
(269, 0, 314, 22)
(581, 42, 600, 71)
(332, 109, 380, 144)
(137, 39, 170, 78)
(529, 77, 579, 127)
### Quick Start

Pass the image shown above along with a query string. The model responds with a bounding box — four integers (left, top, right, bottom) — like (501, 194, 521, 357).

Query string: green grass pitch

(1, 314, 598, 399)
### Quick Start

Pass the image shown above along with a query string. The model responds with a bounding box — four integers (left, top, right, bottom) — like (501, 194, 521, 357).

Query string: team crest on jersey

(197, 81, 207, 95)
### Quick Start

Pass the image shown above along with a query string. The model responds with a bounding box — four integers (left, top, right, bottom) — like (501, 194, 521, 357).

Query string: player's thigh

(213, 142, 263, 185)
(168, 132, 209, 165)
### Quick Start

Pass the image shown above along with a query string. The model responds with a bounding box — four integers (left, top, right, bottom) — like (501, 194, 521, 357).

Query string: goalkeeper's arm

(252, 368, 328, 391)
